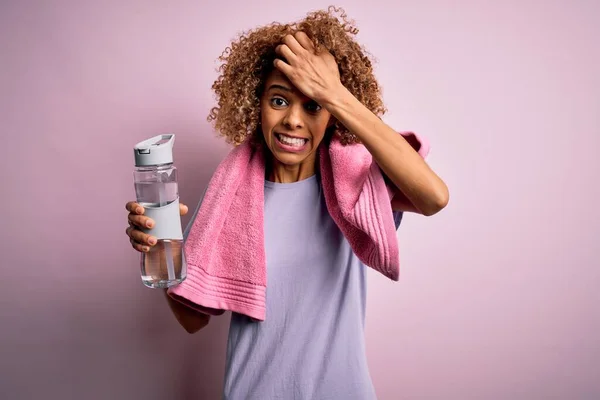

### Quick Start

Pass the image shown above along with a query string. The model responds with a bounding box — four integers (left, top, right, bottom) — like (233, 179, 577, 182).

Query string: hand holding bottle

(125, 201, 188, 252)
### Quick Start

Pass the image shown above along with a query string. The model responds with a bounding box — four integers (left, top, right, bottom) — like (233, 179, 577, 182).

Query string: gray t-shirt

(185, 175, 402, 400)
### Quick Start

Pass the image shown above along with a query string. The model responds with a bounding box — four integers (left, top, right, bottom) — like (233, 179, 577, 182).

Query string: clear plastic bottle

(133, 134, 186, 288)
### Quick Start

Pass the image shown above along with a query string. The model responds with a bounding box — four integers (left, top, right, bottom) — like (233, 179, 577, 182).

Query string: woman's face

(259, 69, 332, 168)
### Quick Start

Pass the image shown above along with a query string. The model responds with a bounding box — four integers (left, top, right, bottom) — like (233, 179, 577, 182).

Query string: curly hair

(207, 6, 386, 146)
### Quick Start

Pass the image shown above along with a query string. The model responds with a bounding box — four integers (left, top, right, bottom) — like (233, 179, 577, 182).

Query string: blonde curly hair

(207, 6, 386, 146)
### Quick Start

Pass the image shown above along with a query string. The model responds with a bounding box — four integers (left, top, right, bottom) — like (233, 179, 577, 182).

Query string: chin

(271, 150, 308, 166)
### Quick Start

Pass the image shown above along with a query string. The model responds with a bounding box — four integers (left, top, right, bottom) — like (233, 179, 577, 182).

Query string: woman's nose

(282, 105, 304, 129)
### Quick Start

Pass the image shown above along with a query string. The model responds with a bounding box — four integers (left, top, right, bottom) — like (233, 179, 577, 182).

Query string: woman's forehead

(264, 70, 307, 98)
(265, 69, 292, 86)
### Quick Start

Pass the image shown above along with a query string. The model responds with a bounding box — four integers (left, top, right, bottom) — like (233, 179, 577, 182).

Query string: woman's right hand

(125, 201, 189, 252)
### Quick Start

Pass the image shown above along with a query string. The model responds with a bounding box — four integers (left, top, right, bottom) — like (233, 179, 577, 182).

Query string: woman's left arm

(272, 32, 449, 215)
(322, 85, 449, 216)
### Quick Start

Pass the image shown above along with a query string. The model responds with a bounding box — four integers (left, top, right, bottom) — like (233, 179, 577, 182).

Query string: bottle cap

(133, 134, 175, 167)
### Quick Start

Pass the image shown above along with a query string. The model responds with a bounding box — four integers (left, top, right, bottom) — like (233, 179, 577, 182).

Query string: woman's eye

(270, 97, 288, 107)
(305, 102, 322, 113)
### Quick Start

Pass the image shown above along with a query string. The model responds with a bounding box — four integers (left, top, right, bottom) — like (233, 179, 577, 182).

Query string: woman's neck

(266, 155, 317, 183)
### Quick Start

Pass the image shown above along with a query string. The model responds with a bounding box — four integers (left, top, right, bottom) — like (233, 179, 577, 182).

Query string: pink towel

(167, 131, 429, 321)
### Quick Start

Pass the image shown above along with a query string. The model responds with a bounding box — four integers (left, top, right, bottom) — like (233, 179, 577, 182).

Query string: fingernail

(142, 246, 149, 252)
(146, 220, 153, 228)
(136, 207, 143, 214)
(148, 237, 156, 245)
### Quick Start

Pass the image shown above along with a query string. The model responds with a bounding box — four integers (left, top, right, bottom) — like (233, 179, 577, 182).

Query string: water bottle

(133, 134, 186, 288)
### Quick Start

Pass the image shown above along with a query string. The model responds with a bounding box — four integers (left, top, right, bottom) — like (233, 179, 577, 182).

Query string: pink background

(2, 0, 599, 399)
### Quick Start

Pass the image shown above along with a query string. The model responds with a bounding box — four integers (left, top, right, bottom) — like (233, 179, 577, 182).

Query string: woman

(126, 7, 448, 399)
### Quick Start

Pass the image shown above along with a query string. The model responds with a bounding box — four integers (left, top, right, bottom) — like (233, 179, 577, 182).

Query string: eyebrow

(266, 83, 293, 93)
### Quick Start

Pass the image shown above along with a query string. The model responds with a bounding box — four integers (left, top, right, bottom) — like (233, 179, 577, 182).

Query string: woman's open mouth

(274, 133, 309, 152)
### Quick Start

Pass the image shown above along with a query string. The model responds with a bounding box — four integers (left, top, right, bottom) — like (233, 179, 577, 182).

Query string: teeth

(277, 134, 306, 147)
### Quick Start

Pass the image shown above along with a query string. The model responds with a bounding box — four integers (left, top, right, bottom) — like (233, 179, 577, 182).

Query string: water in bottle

(133, 134, 186, 288)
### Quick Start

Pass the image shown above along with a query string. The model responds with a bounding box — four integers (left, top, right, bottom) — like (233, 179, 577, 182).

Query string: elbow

(180, 313, 211, 334)
(421, 185, 449, 217)
(182, 324, 206, 335)
(182, 324, 200, 334)
(166, 291, 212, 334)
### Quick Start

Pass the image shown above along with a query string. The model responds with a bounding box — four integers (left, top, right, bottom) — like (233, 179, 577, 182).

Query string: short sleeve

(393, 210, 404, 230)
